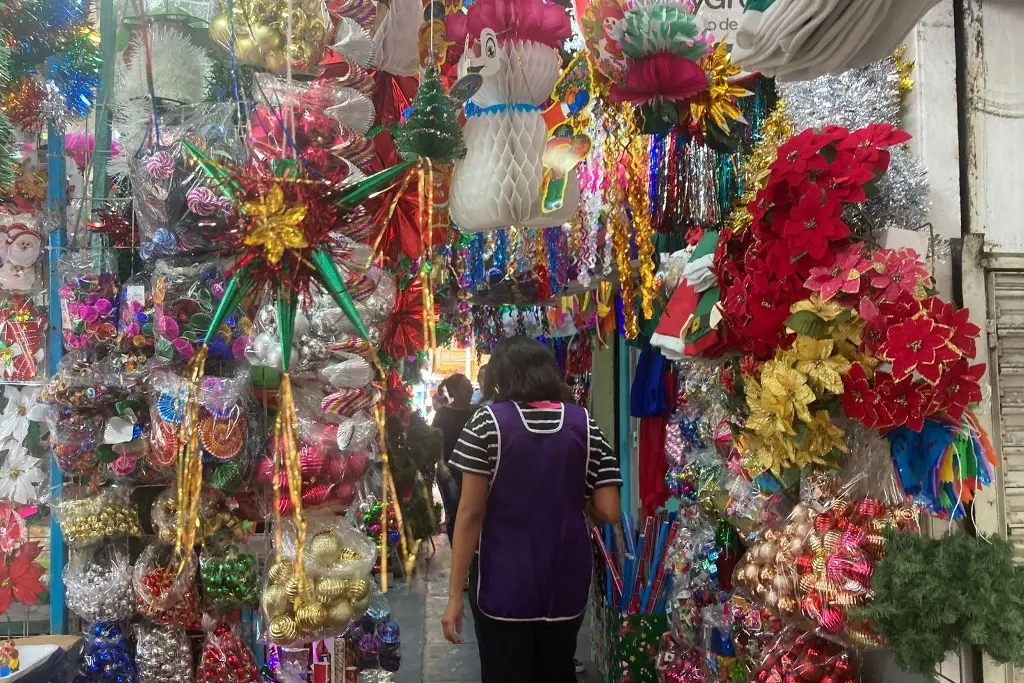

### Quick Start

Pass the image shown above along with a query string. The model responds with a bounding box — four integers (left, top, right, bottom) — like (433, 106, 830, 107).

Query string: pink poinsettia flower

(870, 248, 931, 301)
(0, 504, 26, 554)
(805, 244, 875, 301)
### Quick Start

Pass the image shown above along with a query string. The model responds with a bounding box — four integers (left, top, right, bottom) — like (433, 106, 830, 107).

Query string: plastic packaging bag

(130, 103, 244, 260)
(248, 74, 376, 173)
(151, 486, 244, 547)
(197, 621, 261, 683)
(149, 368, 255, 492)
(55, 486, 141, 548)
(65, 543, 136, 622)
(42, 349, 130, 409)
(133, 542, 202, 629)
(208, 0, 330, 75)
(262, 514, 377, 645)
(200, 543, 260, 613)
(73, 622, 137, 683)
(152, 258, 253, 364)
(115, 272, 155, 361)
(754, 629, 857, 683)
(0, 294, 46, 381)
(136, 622, 194, 683)
(58, 243, 120, 351)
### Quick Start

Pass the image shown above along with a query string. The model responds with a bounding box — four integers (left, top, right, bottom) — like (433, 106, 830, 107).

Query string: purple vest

(476, 401, 593, 621)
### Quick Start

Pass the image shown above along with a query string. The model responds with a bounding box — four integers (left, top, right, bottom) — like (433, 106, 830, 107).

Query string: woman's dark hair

(487, 336, 572, 403)
(443, 373, 474, 406)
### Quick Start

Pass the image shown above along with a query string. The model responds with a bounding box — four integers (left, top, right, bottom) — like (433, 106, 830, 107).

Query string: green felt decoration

(856, 530, 1024, 680)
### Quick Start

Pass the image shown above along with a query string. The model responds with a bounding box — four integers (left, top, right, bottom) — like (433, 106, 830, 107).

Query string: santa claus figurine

(0, 222, 42, 291)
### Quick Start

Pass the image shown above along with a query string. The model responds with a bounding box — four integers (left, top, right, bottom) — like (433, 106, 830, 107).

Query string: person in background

(471, 364, 488, 405)
(441, 336, 622, 682)
(432, 374, 476, 546)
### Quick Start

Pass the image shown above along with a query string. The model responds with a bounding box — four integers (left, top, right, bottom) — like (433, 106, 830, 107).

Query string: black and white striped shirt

(449, 402, 623, 494)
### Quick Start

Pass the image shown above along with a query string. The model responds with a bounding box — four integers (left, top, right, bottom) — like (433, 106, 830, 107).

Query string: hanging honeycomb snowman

(447, 0, 584, 233)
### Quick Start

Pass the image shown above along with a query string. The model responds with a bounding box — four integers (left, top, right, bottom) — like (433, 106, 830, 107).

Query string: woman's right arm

(586, 415, 623, 524)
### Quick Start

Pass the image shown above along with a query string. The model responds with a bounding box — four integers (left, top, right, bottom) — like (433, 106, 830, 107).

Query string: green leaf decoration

(785, 310, 832, 339)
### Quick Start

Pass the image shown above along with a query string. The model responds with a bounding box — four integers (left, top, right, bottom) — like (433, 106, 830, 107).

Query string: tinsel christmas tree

(393, 64, 466, 163)
(856, 530, 1024, 680)
(0, 26, 13, 193)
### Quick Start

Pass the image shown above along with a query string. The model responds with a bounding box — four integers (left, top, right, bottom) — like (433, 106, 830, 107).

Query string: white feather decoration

(111, 25, 212, 175)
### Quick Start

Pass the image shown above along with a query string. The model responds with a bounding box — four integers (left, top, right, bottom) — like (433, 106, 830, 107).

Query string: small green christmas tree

(0, 35, 14, 194)
(393, 64, 466, 164)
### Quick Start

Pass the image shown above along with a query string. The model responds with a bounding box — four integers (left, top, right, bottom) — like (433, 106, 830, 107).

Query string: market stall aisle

(392, 536, 601, 682)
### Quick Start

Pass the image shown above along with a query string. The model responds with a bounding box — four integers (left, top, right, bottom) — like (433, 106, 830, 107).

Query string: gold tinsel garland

(628, 134, 657, 320)
(730, 101, 795, 233)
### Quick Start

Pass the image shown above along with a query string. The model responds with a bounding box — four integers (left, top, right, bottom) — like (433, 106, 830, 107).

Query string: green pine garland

(856, 529, 1024, 680)
(393, 65, 466, 164)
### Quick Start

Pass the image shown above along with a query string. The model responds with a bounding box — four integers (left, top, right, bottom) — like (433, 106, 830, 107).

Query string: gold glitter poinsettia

(242, 184, 308, 264)
(790, 294, 848, 322)
(760, 360, 816, 424)
(787, 336, 851, 395)
(803, 410, 849, 461)
(743, 432, 796, 477)
(690, 41, 752, 136)
(745, 378, 797, 438)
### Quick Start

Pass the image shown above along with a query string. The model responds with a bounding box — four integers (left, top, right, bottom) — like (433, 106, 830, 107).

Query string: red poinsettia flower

(841, 363, 878, 427)
(835, 124, 912, 172)
(820, 160, 876, 203)
(870, 248, 931, 301)
(772, 129, 830, 185)
(782, 188, 848, 242)
(925, 297, 981, 360)
(878, 316, 953, 382)
(739, 354, 764, 378)
(929, 359, 985, 421)
(879, 290, 925, 322)
(0, 505, 25, 555)
(0, 540, 46, 617)
(873, 371, 930, 433)
(805, 243, 875, 301)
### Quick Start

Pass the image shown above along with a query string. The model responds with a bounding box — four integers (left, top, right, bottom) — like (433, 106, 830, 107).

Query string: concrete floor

(388, 535, 603, 683)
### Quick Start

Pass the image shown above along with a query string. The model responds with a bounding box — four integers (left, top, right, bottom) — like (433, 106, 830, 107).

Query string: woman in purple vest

(441, 336, 622, 682)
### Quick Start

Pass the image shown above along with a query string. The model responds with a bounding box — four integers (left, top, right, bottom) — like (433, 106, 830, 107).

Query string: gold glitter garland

(893, 46, 915, 103)
(628, 134, 656, 320)
(731, 101, 795, 234)
(603, 104, 639, 339)
(175, 346, 209, 576)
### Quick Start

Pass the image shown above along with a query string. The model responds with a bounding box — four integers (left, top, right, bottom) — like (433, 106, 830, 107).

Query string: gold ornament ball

(295, 601, 327, 629)
(315, 577, 349, 603)
(344, 578, 370, 602)
(263, 50, 289, 73)
(326, 600, 353, 626)
(268, 616, 298, 643)
(268, 559, 292, 585)
(209, 16, 231, 45)
(253, 25, 282, 49)
(351, 595, 370, 616)
(234, 37, 263, 64)
(262, 584, 291, 618)
(308, 532, 343, 565)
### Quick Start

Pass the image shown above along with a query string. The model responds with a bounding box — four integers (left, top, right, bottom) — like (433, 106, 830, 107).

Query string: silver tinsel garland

(779, 57, 930, 234)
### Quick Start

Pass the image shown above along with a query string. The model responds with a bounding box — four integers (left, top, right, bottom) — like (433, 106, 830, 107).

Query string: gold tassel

(174, 346, 209, 576)
(277, 373, 309, 600)
(627, 134, 656, 320)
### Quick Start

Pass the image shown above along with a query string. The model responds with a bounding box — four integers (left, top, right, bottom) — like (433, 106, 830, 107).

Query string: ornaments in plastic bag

(73, 622, 137, 683)
(134, 543, 202, 629)
(208, 0, 331, 75)
(200, 543, 260, 613)
(197, 621, 261, 683)
(137, 623, 194, 683)
(65, 543, 136, 622)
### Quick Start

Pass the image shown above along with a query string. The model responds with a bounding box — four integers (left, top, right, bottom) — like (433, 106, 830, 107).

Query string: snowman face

(8, 233, 40, 267)
(458, 28, 501, 79)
